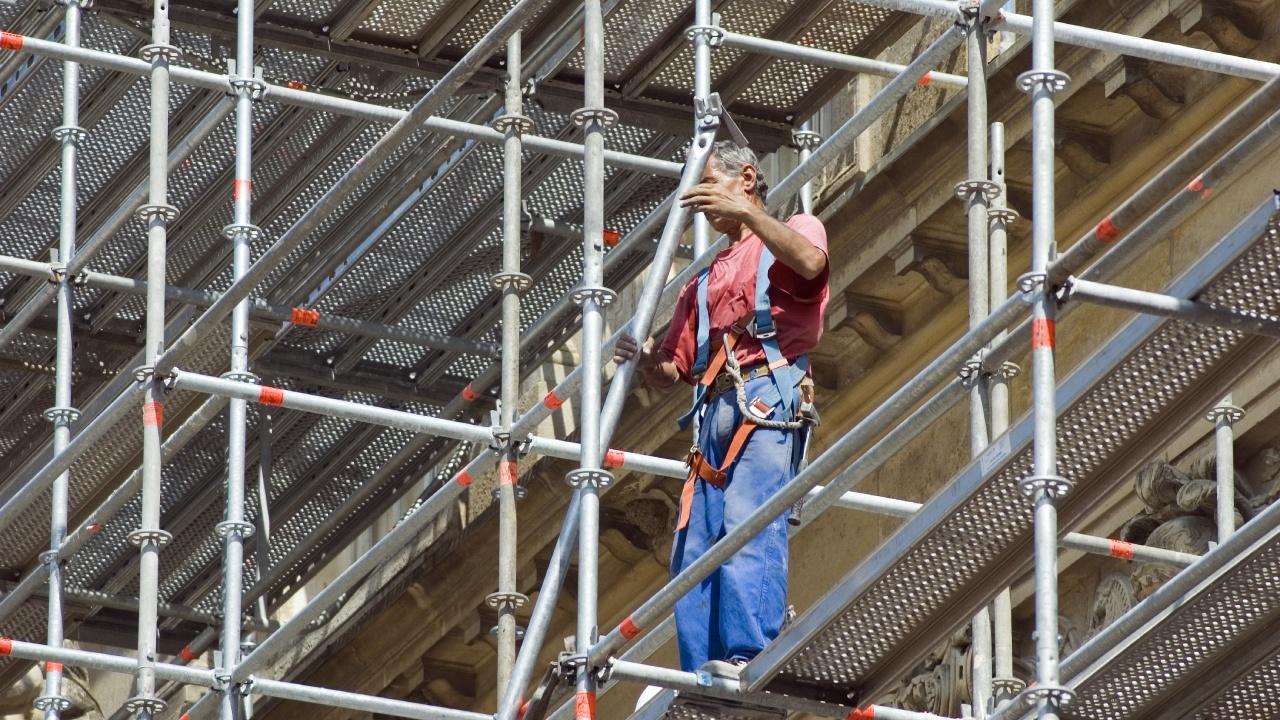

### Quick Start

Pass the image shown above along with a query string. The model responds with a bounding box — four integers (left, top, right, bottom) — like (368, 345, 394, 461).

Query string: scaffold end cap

(565, 468, 614, 489)
(1018, 474, 1073, 498)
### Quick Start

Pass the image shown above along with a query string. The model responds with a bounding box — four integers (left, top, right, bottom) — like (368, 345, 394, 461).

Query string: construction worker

(614, 140, 829, 678)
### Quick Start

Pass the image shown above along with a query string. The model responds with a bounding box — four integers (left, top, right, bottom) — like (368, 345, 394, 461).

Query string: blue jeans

(671, 374, 797, 671)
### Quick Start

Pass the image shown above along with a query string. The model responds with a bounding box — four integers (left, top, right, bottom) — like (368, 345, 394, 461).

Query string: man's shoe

(698, 659, 748, 681)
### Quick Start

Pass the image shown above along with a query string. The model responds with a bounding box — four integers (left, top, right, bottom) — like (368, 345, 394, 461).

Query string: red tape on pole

(603, 449, 625, 470)
(0, 638, 11, 656)
(619, 615, 641, 639)
(517, 702, 529, 720)
(846, 708, 875, 720)
(44, 661, 62, 673)
(456, 469, 474, 487)
(462, 383, 479, 402)
(544, 389, 564, 410)
(1032, 318, 1056, 350)
(258, 387, 286, 406)
(286, 80, 306, 90)
(917, 71, 932, 87)
(574, 691, 596, 720)
(1094, 216, 1121, 243)
(232, 179, 252, 200)
(1110, 539, 1135, 561)
(179, 645, 196, 662)
(143, 402, 164, 427)
(1188, 175, 1213, 199)
(88, 523, 103, 534)
(500, 460, 517, 486)
(0, 32, 22, 51)
(290, 307, 320, 326)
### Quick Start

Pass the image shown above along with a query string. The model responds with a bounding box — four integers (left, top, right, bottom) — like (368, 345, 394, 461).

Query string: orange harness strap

(676, 420, 758, 532)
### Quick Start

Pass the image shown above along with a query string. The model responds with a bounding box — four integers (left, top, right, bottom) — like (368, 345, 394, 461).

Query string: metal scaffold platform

(0, 0, 1279, 718)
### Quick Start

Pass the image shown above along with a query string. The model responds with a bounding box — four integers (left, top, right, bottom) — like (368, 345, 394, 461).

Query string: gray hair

(708, 140, 768, 204)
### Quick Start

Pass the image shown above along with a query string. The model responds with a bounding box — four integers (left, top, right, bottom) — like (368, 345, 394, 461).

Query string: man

(614, 141, 829, 677)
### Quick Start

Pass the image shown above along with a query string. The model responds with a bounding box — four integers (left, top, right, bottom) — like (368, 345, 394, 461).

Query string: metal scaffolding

(0, 0, 1278, 719)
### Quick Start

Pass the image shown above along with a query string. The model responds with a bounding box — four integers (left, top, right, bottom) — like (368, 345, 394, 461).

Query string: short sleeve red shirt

(659, 214, 829, 384)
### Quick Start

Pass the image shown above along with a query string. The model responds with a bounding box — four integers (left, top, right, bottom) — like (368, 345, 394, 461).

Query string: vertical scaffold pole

(1209, 395, 1244, 543)
(567, 2, 617, 719)
(128, 0, 180, 714)
(492, 29, 533, 699)
(1018, 0, 1073, 716)
(793, 121, 820, 216)
(987, 120, 1023, 710)
(37, 0, 86, 714)
(691, 0, 712, 257)
(219, 0, 261, 715)
(957, 8, 994, 719)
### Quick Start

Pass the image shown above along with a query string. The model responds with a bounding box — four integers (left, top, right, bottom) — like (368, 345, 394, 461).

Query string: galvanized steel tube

(718, 30, 968, 89)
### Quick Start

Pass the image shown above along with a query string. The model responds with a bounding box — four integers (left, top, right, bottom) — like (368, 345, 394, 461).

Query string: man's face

(697, 156, 755, 234)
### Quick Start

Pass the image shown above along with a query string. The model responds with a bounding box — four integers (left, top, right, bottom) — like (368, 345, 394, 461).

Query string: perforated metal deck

(734, 201, 1280, 706)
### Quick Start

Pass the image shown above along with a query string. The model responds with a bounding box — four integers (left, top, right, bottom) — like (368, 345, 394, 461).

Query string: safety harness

(674, 244, 817, 531)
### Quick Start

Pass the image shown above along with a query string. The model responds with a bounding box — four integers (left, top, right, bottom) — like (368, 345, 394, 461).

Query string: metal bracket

(988, 207, 1020, 225)
(954, 179, 1001, 203)
(992, 677, 1027, 697)
(228, 60, 267, 100)
(139, 43, 182, 62)
(123, 696, 168, 714)
(222, 223, 263, 241)
(992, 360, 1021, 381)
(133, 364, 157, 383)
(491, 271, 533, 293)
(127, 528, 173, 547)
(569, 106, 619, 128)
(1018, 474, 1074, 498)
(50, 124, 87, 145)
(1018, 684, 1075, 707)
(135, 203, 179, 224)
(565, 468, 614, 489)
(43, 406, 81, 425)
(685, 24, 725, 47)
(215, 520, 256, 539)
(791, 128, 821, 151)
(493, 113, 536, 134)
(570, 285, 617, 307)
(1016, 271, 1047, 302)
(33, 695, 74, 712)
(37, 549, 61, 567)
(1016, 69, 1071, 95)
(1206, 402, 1245, 424)
(220, 371, 260, 384)
(485, 591, 530, 610)
(958, 356, 986, 388)
(490, 485, 529, 501)
(46, 261, 67, 285)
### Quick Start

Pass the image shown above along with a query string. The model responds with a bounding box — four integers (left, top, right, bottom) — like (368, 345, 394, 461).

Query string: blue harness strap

(676, 244, 808, 431)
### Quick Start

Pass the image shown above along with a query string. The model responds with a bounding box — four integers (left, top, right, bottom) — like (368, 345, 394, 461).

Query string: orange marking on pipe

(1188, 175, 1213, 199)
(517, 702, 528, 720)
(0, 32, 23, 51)
(462, 383, 479, 402)
(1031, 318, 1055, 350)
(619, 615, 641, 639)
(44, 661, 62, 673)
(1094, 216, 1120, 243)
(258, 387, 285, 406)
(456, 469, 474, 487)
(1110, 539, 1135, 561)
(544, 389, 564, 410)
(917, 71, 932, 87)
(0, 638, 11, 656)
(232, 179, 252, 200)
(179, 645, 195, 662)
(142, 402, 164, 427)
(88, 523, 102, 534)
(846, 708, 875, 720)
(602, 229, 621, 247)
(500, 460, 517, 486)
(603, 449, 625, 470)
(286, 80, 306, 90)
(574, 691, 596, 720)
(290, 307, 320, 326)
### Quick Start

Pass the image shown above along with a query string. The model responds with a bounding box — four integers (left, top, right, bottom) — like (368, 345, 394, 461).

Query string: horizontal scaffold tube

(1067, 278, 1280, 338)
(717, 30, 968, 89)
(849, 0, 1280, 81)
(0, 256, 499, 357)
(0, 32, 682, 178)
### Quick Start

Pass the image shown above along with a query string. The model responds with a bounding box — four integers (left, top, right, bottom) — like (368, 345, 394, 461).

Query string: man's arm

(741, 206, 827, 280)
(613, 336, 680, 388)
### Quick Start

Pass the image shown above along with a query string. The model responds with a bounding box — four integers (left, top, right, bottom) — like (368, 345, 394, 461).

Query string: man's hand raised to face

(679, 181, 758, 225)
(614, 334, 679, 388)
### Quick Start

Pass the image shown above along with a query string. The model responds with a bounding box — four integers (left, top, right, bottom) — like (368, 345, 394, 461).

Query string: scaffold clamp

(569, 106, 619, 129)
(954, 179, 1001, 203)
(685, 24, 725, 47)
(989, 207, 1020, 224)
(222, 223, 264, 241)
(1018, 683, 1075, 707)
(134, 364, 157, 383)
(1016, 271, 1048, 302)
(491, 271, 533, 293)
(1206, 402, 1245, 424)
(43, 406, 81, 425)
(135, 203, 179, 224)
(215, 520, 256, 539)
(139, 43, 182, 62)
(994, 360, 1021, 381)
(46, 260, 67, 284)
(1018, 474, 1073, 498)
(490, 485, 529, 501)
(51, 124, 87, 145)
(37, 549, 61, 567)
(791, 128, 821, 151)
(220, 370, 260, 384)
(33, 694, 73, 712)
(570, 285, 617, 307)
(1016, 69, 1071, 95)
(991, 677, 1027, 697)
(493, 113, 536, 134)
(123, 695, 168, 714)
(127, 528, 173, 548)
(565, 468, 614, 489)
(228, 60, 267, 100)
(958, 355, 985, 387)
(485, 591, 530, 610)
